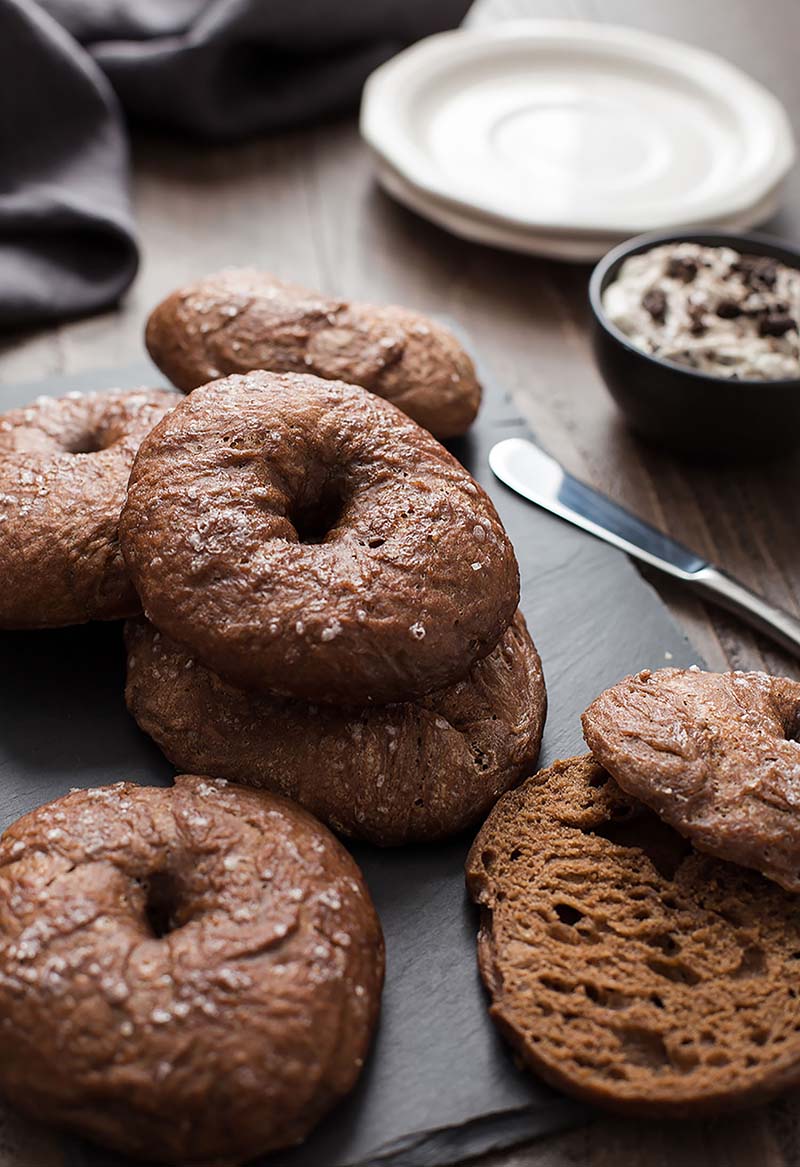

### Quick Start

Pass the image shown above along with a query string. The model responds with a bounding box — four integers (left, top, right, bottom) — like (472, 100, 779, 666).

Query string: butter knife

(490, 437, 800, 658)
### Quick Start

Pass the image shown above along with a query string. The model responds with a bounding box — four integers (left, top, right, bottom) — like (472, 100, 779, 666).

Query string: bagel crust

(0, 777, 384, 1164)
(119, 371, 519, 705)
(124, 609, 546, 846)
(145, 268, 482, 439)
(0, 388, 179, 628)
(467, 754, 800, 1117)
(582, 667, 800, 891)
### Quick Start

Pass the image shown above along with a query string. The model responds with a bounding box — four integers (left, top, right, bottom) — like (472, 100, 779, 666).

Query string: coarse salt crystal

(320, 619, 342, 642)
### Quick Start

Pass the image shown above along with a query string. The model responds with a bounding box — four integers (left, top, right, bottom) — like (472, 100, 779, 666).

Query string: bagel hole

(142, 871, 181, 939)
(64, 430, 106, 455)
(290, 478, 347, 545)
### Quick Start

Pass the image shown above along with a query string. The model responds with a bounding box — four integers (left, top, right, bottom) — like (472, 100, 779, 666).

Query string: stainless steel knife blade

(489, 437, 800, 658)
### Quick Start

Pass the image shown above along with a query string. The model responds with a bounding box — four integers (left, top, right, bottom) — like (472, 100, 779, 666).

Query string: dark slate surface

(0, 363, 701, 1167)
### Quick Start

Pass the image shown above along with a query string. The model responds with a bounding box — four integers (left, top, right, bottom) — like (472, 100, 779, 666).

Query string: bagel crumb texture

(582, 668, 800, 890)
(466, 754, 800, 1117)
(0, 388, 180, 628)
(0, 777, 384, 1164)
(124, 609, 546, 845)
(145, 268, 482, 439)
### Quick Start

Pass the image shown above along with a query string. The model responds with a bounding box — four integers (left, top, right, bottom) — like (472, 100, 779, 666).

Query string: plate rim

(370, 149, 785, 263)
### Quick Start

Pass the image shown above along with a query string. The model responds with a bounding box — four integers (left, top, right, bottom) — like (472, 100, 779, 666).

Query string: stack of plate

(360, 21, 796, 262)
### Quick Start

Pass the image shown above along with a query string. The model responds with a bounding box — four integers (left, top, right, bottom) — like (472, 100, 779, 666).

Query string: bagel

(145, 268, 481, 438)
(124, 610, 546, 845)
(0, 388, 179, 628)
(119, 371, 519, 704)
(0, 777, 384, 1163)
(582, 667, 800, 891)
(467, 754, 800, 1116)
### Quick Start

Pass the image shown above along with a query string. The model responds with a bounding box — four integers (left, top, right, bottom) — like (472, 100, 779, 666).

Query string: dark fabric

(0, 0, 137, 326)
(0, 0, 470, 329)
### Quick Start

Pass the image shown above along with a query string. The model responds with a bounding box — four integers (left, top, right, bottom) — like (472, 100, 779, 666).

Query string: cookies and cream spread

(602, 242, 800, 380)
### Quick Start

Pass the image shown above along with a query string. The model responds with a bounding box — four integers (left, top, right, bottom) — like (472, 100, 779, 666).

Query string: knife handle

(688, 565, 800, 658)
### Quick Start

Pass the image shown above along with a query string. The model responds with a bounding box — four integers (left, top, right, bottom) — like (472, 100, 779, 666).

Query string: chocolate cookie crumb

(734, 255, 778, 290)
(642, 289, 667, 323)
(758, 313, 796, 338)
(688, 304, 707, 336)
(666, 256, 698, 282)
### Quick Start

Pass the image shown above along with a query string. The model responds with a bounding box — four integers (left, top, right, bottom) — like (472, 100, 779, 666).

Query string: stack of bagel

(120, 372, 546, 846)
(119, 270, 547, 847)
(0, 271, 549, 1163)
(0, 269, 547, 851)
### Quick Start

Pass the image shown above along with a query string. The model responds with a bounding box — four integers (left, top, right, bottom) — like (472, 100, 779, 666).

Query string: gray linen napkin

(0, 0, 470, 327)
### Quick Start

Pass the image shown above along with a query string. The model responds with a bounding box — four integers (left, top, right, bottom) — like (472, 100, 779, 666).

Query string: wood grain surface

(0, 0, 798, 1164)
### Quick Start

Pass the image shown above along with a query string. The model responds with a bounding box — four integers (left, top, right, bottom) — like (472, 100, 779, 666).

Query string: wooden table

(0, 0, 798, 1164)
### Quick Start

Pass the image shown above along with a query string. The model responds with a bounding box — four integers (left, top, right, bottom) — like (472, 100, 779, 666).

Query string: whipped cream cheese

(603, 242, 800, 380)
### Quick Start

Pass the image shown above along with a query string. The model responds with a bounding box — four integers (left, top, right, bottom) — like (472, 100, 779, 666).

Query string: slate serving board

(0, 363, 701, 1167)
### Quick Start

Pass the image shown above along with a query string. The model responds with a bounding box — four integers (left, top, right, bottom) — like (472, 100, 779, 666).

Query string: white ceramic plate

(361, 21, 795, 238)
(372, 152, 786, 263)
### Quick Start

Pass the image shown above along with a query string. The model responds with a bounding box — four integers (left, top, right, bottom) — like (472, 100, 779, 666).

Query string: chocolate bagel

(0, 777, 384, 1164)
(467, 755, 800, 1117)
(124, 610, 546, 846)
(119, 371, 519, 705)
(145, 268, 481, 438)
(0, 388, 179, 628)
(582, 667, 800, 891)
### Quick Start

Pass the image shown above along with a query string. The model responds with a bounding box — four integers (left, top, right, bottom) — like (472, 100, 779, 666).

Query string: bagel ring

(0, 777, 383, 1164)
(119, 371, 519, 704)
(582, 667, 800, 891)
(124, 609, 546, 845)
(0, 388, 179, 628)
(145, 268, 482, 439)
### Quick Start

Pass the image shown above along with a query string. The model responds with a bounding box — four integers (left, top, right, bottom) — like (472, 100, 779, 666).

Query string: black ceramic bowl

(589, 229, 800, 457)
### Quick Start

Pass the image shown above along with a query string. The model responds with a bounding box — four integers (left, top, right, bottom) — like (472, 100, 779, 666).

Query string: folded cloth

(0, 0, 137, 327)
(0, 0, 470, 329)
